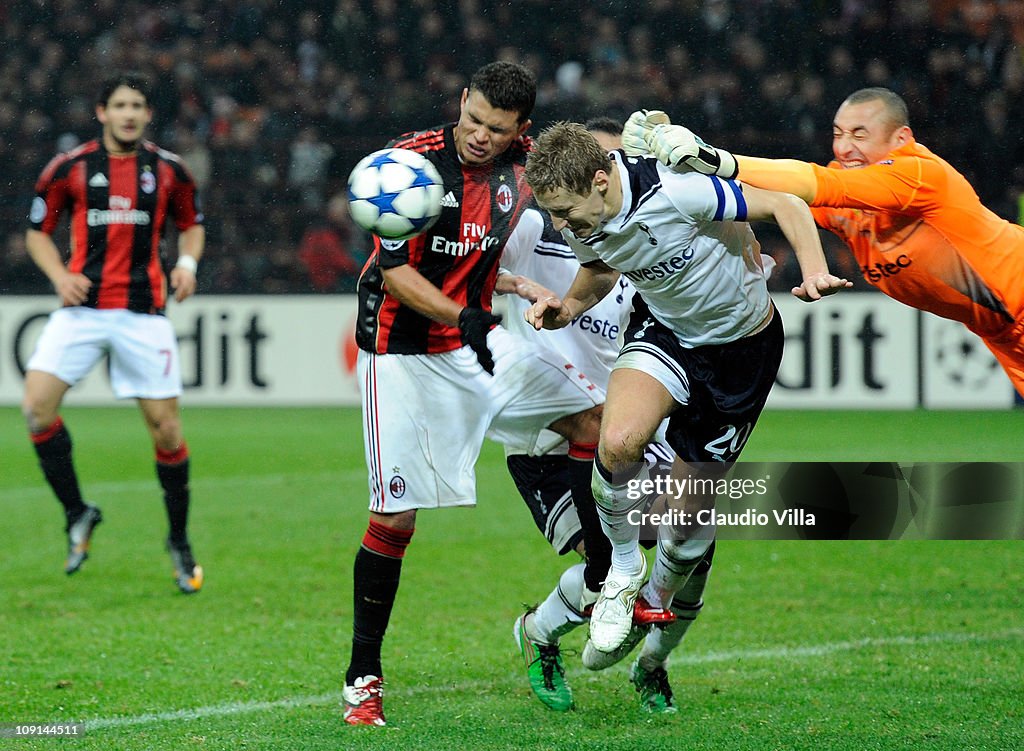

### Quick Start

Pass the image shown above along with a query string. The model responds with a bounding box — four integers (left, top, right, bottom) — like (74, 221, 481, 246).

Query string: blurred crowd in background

(2, 0, 1023, 295)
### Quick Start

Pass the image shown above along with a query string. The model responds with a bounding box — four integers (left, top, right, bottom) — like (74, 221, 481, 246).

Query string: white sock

(528, 563, 587, 644)
(638, 542, 714, 670)
(592, 460, 648, 577)
(642, 523, 715, 609)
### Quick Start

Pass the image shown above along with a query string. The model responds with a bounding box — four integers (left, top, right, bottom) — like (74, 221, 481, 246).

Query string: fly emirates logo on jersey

(86, 195, 151, 227)
(430, 222, 499, 257)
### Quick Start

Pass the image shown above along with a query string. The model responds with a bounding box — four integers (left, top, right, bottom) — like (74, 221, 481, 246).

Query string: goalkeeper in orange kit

(623, 88, 1024, 397)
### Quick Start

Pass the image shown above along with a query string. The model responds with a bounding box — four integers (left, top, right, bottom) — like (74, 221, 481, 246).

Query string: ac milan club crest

(496, 183, 513, 213)
(389, 475, 406, 498)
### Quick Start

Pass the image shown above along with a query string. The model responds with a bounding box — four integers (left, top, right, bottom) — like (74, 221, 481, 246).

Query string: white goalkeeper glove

(621, 109, 671, 156)
(648, 123, 739, 180)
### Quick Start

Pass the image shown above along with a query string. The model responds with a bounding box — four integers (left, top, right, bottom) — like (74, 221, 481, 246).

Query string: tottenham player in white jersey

(494, 120, 682, 713)
(524, 122, 850, 710)
(502, 131, 777, 713)
(498, 203, 683, 710)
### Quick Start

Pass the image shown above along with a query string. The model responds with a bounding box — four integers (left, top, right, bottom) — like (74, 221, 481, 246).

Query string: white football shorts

(358, 326, 602, 513)
(27, 307, 183, 400)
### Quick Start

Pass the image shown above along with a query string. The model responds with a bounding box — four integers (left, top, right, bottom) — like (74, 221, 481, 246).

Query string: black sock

(32, 420, 86, 524)
(157, 458, 190, 544)
(346, 546, 405, 683)
(569, 456, 611, 592)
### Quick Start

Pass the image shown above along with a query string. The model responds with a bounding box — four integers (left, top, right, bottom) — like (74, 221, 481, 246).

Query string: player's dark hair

(468, 62, 536, 122)
(97, 72, 152, 107)
(843, 87, 909, 129)
(526, 121, 612, 197)
(584, 116, 624, 137)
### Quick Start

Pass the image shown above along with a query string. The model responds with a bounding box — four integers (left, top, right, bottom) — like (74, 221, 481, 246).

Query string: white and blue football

(347, 147, 444, 241)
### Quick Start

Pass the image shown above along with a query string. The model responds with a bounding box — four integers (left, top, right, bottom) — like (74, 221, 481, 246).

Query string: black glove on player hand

(458, 308, 502, 376)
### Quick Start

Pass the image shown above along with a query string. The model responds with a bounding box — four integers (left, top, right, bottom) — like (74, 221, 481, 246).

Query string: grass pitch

(1, 407, 1021, 750)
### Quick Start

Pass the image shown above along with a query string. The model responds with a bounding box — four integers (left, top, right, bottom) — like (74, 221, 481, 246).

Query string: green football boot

(513, 611, 573, 711)
(630, 659, 678, 713)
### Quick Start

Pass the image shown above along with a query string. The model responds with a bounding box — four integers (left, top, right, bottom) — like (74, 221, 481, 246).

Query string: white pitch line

(666, 626, 1024, 665)
(85, 694, 345, 730)
(83, 627, 1024, 731)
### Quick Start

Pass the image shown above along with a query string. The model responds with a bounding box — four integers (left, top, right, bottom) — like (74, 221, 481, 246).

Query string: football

(347, 147, 444, 241)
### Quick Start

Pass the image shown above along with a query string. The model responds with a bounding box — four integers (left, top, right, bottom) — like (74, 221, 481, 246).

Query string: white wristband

(175, 255, 198, 274)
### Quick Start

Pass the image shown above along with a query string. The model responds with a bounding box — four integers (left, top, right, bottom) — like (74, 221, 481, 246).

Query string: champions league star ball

(347, 147, 444, 241)
(931, 322, 1002, 390)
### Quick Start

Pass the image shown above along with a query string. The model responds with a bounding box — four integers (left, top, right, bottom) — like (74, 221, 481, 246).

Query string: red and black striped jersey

(29, 139, 203, 313)
(356, 123, 534, 354)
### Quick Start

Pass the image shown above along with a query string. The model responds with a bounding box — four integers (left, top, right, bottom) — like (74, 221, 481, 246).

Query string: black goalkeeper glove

(458, 307, 502, 376)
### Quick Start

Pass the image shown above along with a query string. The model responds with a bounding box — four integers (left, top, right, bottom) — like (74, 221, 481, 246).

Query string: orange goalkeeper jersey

(741, 140, 1024, 341)
(810, 140, 1024, 340)
(737, 140, 1024, 394)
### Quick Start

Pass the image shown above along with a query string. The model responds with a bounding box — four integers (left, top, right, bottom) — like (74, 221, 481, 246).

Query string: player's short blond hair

(526, 122, 612, 197)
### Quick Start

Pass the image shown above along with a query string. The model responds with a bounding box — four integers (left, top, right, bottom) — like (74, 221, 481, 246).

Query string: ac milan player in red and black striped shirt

(22, 72, 206, 595)
(344, 62, 608, 726)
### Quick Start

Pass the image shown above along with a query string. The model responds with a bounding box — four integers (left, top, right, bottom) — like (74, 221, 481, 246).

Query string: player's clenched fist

(621, 109, 671, 156)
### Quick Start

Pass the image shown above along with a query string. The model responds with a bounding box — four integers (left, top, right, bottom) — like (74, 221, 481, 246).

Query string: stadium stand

(1, 0, 1022, 293)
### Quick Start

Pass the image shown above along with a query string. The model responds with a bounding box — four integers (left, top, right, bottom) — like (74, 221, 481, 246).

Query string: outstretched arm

(627, 109, 939, 215)
(526, 260, 620, 330)
(623, 110, 818, 202)
(742, 185, 852, 302)
(495, 269, 558, 304)
(734, 157, 819, 204)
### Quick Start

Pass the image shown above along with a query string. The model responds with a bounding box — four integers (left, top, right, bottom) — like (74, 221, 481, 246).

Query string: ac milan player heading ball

(343, 61, 607, 727)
